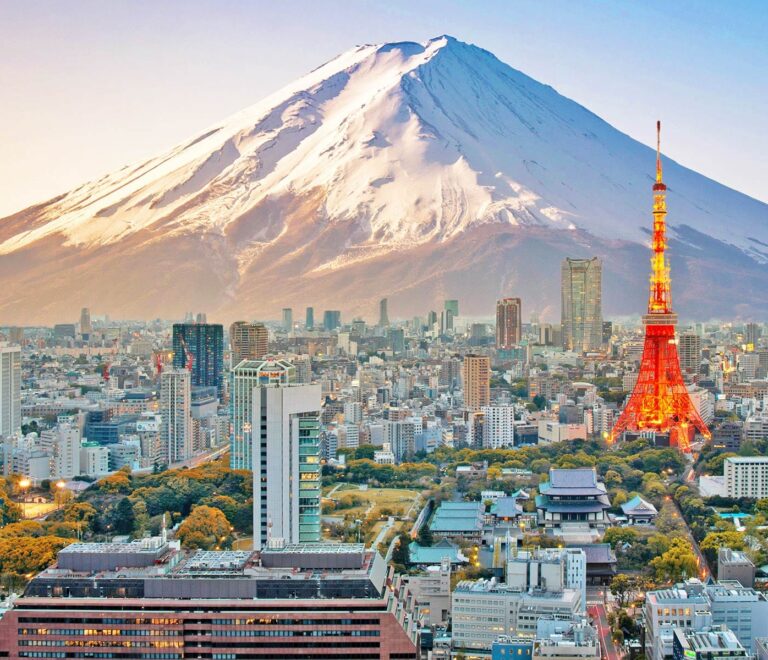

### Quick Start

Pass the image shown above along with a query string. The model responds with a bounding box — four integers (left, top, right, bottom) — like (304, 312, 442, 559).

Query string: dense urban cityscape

(2, 142, 768, 657)
(2, 3, 767, 659)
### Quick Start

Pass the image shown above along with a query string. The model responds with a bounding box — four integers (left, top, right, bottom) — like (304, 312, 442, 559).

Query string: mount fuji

(2, 35, 766, 324)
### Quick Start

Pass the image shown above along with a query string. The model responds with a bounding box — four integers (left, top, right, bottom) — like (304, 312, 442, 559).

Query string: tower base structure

(610, 314, 710, 452)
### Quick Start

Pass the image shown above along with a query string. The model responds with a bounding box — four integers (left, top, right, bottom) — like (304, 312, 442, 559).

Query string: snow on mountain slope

(1, 35, 766, 323)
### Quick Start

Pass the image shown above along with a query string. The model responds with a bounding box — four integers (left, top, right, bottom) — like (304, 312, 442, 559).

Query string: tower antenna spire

(656, 120, 662, 183)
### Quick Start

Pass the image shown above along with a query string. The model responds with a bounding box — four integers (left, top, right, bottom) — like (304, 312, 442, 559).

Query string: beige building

(462, 354, 490, 411)
(229, 321, 269, 364)
(561, 258, 602, 352)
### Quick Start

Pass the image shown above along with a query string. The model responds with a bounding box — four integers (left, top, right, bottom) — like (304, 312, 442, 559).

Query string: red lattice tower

(610, 122, 710, 452)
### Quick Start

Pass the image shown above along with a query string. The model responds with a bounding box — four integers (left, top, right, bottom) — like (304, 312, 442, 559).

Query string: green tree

(112, 497, 135, 535)
(391, 532, 411, 566)
(610, 574, 637, 608)
(603, 527, 639, 549)
(417, 526, 434, 547)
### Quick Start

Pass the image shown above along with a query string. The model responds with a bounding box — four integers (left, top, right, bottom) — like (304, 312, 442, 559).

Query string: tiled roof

(621, 495, 658, 515)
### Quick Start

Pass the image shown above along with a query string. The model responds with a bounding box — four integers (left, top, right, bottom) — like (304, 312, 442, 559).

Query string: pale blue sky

(0, 0, 765, 216)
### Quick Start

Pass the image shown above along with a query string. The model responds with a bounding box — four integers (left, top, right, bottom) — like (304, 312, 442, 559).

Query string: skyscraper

(444, 299, 459, 331)
(172, 323, 225, 398)
(282, 308, 293, 332)
(379, 298, 389, 327)
(79, 307, 92, 340)
(561, 257, 603, 352)
(323, 310, 341, 331)
(496, 297, 522, 349)
(252, 383, 321, 550)
(0, 343, 21, 437)
(462, 354, 491, 411)
(229, 321, 269, 365)
(305, 306, 314, 331)
(678, 332, 702, 374)
(160, 368, 191, 466)
(230, 359, 295, 470)
(746, 323, 761, 348)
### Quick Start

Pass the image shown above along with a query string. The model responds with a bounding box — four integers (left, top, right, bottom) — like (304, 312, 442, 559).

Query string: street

(589, 603, 621, 660)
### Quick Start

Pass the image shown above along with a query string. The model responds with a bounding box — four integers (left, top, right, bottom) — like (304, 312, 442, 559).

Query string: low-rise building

(0, 540, 419, 659)
(452, 579, 582, 655)
(672, 628, 747, 660)
(718, 548, 756, 588)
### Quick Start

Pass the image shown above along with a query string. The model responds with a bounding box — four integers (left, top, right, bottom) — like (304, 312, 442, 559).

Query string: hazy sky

(0, 0, 765, 217)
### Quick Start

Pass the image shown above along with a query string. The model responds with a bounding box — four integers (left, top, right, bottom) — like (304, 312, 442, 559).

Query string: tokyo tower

(610, 122, 710, 452)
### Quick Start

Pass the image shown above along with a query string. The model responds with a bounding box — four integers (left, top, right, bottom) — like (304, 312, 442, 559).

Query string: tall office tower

(172, 323, 225, 398)
(495, 297, 522, 349)
(426, 310, 438, 330)
(602, 321, 613, 347)
(678, 332, 702, 374)
(282, 308, 293, 332)
(79, 307, 92, 340)
(561, 257, 603, 352)
(444, 299, 459, 331)
(230, 359, 295, 470)
(0, 344, 21, 437)
(746, 322, 761, 347)
(462, 354, 491, 411)
(379, 298, 389, 326)
(160, 369, 191, 465)
(323, 310, 341, 331)
(305, 307, 314, 331)
(252, 383, 321, 550)
(390, 327, 405, 354)
(196, 312, 207, 324)
(229, 321, 269, 365)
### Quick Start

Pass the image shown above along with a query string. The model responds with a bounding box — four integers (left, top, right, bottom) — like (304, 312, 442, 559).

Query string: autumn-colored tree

(0, 536, 75, 575)
(0, 491, 22, 525)
(0, 520, 44, 538)
(176, 505, 232, 550)
(97, 471, 132, 494)
(649, 538, 699, 583)
(700, 531, 745, 566)
(62, 501, 97, 527)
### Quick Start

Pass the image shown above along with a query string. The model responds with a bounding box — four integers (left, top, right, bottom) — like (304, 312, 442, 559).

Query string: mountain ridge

(1, 35, 766, 324)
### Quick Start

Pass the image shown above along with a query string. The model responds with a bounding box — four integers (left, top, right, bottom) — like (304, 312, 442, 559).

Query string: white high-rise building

(42, 424, 81, 479)
(252, 383, 321, 550)
(160, 369, 192, 466)
(230, 359, 295, 470)
(725, 456, 768, 498)
(481, 405, 516, 448)
(343, 401, 363, 424)
(0, 343, 21, 437)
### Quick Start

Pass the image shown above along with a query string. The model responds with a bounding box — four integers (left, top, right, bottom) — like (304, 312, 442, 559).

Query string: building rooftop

(621, 495, 658, 516)
(409, 539, 466, 565)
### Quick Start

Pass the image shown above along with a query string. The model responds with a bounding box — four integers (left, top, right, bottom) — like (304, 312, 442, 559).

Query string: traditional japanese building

(535, 468, 610, 537)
